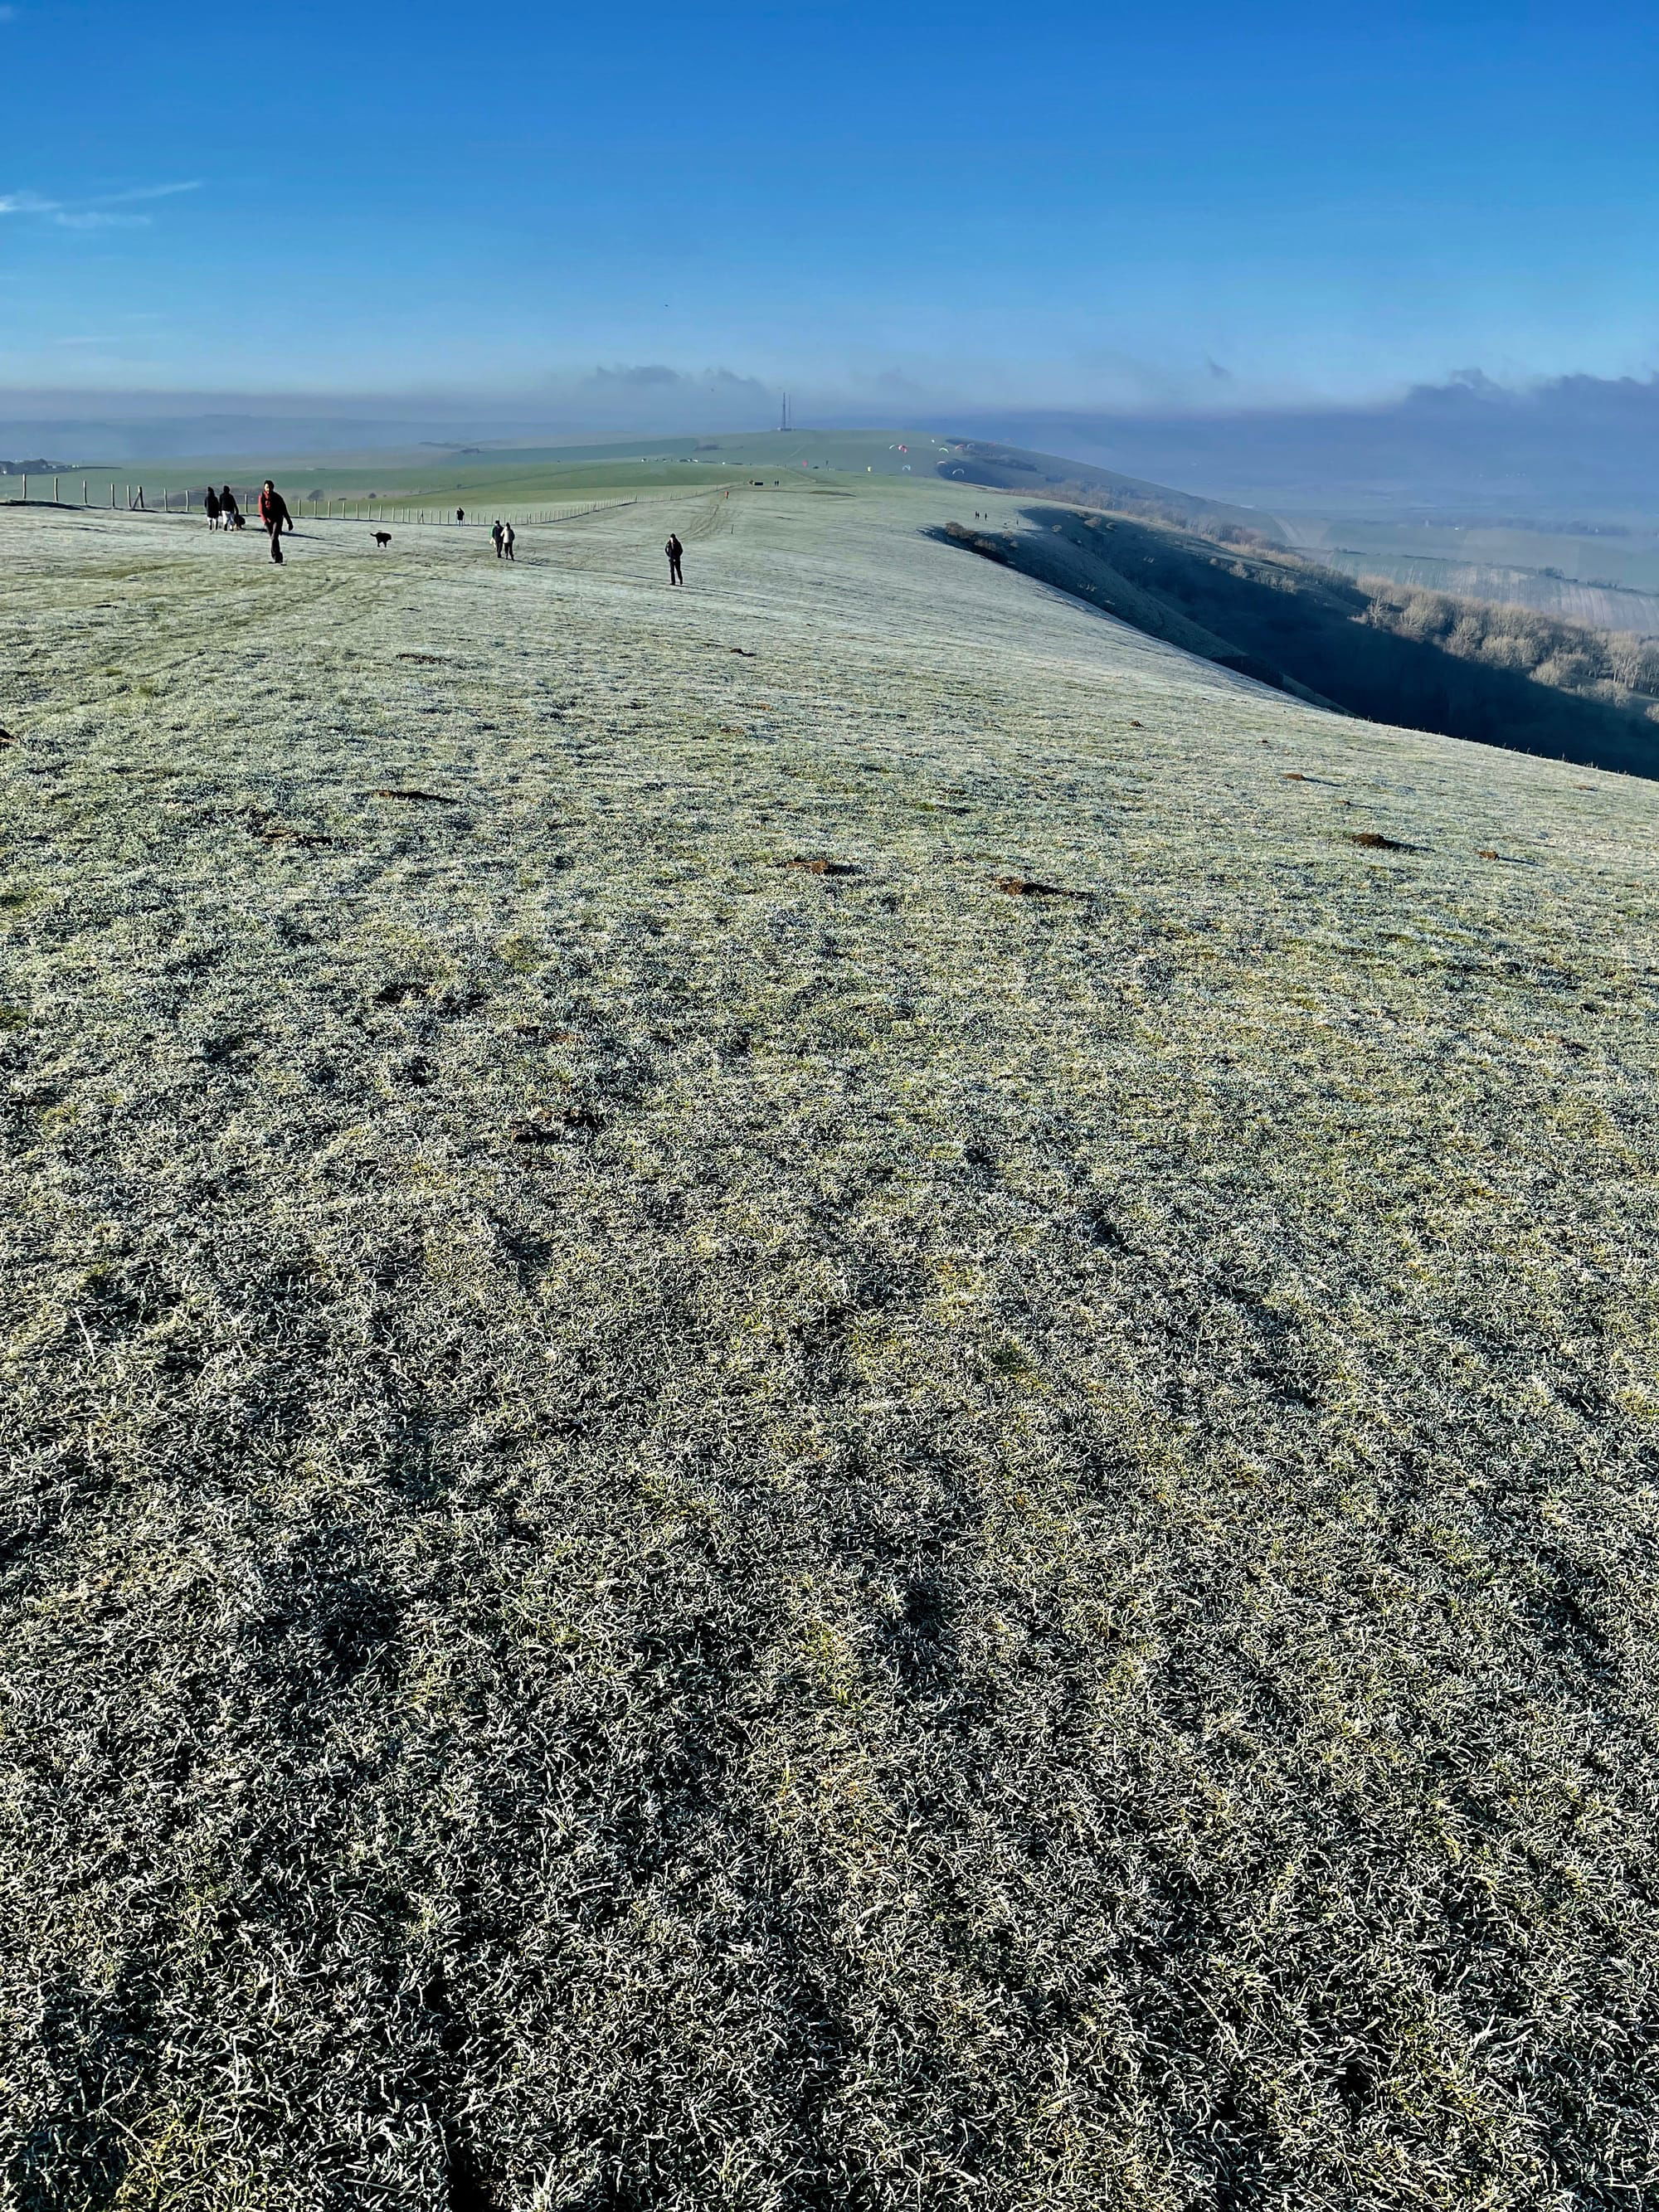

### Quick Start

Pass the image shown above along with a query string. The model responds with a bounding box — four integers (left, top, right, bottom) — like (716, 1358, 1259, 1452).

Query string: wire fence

(0, 478, 640, 527)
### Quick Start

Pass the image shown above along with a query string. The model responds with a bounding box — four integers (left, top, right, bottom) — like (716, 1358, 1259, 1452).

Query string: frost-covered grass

(2, 489, 1657, 2210)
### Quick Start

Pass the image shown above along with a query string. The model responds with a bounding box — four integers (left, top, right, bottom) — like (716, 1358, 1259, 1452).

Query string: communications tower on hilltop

(779, 391, 791, 433)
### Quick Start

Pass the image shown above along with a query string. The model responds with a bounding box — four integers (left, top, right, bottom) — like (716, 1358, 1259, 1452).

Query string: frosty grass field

(2, 479, 1657, 2208)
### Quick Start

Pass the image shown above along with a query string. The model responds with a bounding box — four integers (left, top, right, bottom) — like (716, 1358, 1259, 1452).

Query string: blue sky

(2, 0, 1656, 415)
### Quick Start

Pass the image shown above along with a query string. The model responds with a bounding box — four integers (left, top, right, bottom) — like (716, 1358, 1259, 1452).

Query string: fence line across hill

(0, 476, 640, 527)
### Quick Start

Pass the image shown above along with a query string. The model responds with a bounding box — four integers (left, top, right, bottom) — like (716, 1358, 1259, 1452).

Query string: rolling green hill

(932, 435, 1282, 538)
(1, 430, 956, 510)
(1, 429, 1284, 536)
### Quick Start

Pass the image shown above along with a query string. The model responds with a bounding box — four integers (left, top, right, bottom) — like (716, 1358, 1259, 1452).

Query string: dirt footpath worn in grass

(2, 488, 1657, 2209)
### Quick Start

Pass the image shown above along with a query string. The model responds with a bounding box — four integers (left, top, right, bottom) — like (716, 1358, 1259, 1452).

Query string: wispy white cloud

(0, 180, 199, 228)
(54, 211, 152, 231)
(97, 182, 201, 207)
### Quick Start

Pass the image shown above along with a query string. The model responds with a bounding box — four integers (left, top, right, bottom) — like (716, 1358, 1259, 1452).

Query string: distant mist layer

(0, 367, 779, 463)
(6, 369, 1659, 524)
(0, 416, 489, 464)
(942, 374, 1659, 523)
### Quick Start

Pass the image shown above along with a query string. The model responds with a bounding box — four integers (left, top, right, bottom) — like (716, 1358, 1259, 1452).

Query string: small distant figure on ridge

(491, 520, 504, 558)
(665, 532, 684, 586)
(501, 521, 515, 562)
(258, 479, 294, 566)
(456, 507, 465, 527)
(204, 486, 221, 531)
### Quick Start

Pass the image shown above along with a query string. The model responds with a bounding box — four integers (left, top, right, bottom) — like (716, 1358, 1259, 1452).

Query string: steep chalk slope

(941, 508, 1659, 778)
(2, 487, 1657, 2210)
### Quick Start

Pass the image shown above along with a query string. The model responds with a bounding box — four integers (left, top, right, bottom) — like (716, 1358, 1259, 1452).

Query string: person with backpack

(665, 531, 684, 586)
(258, 479, 294, 565)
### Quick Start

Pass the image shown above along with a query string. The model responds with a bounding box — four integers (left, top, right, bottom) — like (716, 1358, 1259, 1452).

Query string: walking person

(258, 479, 294, 566)
(221, 485, 242, 531)
(456, 507, 465, 527)
(204, 486, 221, 532)
(665, 531, 684, 586)
(491, 520, 504, 559)
(501, 521, 515, 562)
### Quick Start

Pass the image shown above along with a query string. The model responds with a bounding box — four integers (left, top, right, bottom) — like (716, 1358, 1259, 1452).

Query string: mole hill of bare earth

(2, 452, 1656, 2210)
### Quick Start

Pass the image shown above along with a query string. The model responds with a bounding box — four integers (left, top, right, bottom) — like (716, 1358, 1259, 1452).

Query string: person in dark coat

(491, 520, 504, 558)
(221, 485, 243, 530)
(258, 480, 294, 565)
(665, 532, 684, 586)
(204, 486, 221, 531)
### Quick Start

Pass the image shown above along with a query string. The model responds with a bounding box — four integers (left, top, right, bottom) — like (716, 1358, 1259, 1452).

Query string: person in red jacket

(258, 479, 294, 565)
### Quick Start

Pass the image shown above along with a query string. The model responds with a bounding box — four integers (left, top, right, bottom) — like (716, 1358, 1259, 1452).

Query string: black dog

(372, 531, 392, 550)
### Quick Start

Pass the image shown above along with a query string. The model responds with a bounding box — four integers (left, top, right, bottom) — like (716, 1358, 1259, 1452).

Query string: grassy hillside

(941, 507, 1659, 779)
(933, 437, 1281, 540)
(0, 429, 1281, 534)
(0, 430, 966, 513)
(2, 484, 1657, 2209)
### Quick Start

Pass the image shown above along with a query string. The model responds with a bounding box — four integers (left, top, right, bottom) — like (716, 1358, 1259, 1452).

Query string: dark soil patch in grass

(995, 874, 1091, 898)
